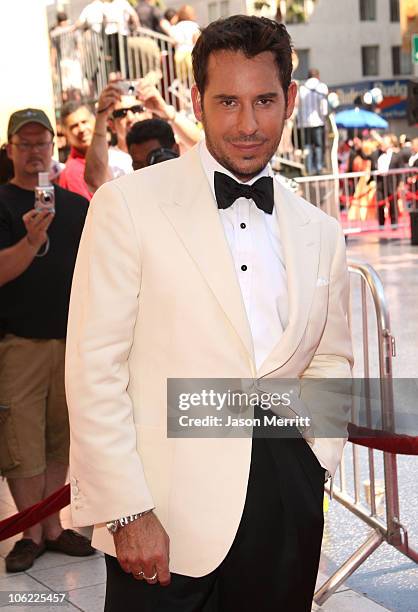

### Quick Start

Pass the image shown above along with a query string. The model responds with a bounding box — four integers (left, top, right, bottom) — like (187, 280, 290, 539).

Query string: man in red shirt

(59, 102, 94, 200)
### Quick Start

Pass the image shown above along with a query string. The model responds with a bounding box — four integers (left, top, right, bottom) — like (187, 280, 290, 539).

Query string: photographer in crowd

(0, 109, 93, 573)
(126, 118, 179, 170)
(85, 79, 201, 192)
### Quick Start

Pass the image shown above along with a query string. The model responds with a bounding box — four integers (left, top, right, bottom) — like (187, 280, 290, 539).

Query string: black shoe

(5, 538, 46, 572)
(45, 529, 95, 557)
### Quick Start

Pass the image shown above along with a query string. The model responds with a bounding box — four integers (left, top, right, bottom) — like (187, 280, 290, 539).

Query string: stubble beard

(202, 115, 284, 182)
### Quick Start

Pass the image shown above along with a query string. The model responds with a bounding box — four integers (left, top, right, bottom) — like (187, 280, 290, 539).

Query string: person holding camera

(126, 118, 179, 170)
(84, 79, 202, 192)
(0, 109, 94, 573)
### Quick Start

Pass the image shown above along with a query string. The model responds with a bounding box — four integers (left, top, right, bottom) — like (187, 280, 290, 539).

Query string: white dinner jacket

(65, 145, 353, 576)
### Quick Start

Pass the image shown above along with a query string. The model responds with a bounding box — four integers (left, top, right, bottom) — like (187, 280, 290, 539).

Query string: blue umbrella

(335, 107, 388, 129)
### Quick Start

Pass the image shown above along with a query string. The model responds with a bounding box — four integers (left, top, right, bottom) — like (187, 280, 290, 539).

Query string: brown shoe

(45, 529, 95, 557)
(5, 538, 46, 572)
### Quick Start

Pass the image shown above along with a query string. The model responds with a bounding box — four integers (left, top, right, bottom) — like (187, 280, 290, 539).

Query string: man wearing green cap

(0, 108, 94, 572)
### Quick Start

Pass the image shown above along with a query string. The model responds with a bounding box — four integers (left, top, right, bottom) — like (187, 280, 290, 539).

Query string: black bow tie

(214, 171, 274, 214)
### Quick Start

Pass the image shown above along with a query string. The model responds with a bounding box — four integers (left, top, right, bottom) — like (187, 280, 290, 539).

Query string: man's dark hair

(57, 11, 68, 24)
(126, 119, 175, 149)
(164, 8, 177, 22)
(60, 101, 92, 124)
(192, 15, 293, 98)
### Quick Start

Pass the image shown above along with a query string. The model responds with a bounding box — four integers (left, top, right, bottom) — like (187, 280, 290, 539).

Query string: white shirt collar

(198, 140, 272, 203)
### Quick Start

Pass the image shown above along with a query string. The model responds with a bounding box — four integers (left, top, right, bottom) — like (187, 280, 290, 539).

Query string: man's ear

(191, 84, 203, 122)
(173, 142, 180, 155)
(6, 143, 14, 161)
(285, 81, 297, 120)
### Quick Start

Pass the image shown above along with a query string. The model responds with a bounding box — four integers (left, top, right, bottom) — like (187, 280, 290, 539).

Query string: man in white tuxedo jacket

(66, 15, 353, 612)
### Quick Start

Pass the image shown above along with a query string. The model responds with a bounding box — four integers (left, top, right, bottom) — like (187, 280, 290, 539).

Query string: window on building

(293, 49, 310, 80)
(359, 0, 376, 21)
(392, 45, 412, 75)
(362, 45, 379, 76)
(220, 0, 229, 17)
(208, 2, 218, 22)
(286, 0, 306, 24)
(389, 0, 400, 22)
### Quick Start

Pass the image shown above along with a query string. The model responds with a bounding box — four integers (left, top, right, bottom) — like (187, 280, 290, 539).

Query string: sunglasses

(112, 105, 145, 119)
(10, 141, 53, 152)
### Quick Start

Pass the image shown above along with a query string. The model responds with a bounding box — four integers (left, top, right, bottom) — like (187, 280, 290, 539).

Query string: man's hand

(114, 512, 171, 586)
(137, 84, 175, 122)
(96, 83, 122, 119)
(23, 210, 54, 251)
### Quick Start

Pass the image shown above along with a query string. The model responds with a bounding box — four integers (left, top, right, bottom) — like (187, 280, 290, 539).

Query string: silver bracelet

(106, 509, 154, 534)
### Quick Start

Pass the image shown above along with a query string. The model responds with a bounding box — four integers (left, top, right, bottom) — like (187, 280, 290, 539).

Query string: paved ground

(0, 231, 416, 611)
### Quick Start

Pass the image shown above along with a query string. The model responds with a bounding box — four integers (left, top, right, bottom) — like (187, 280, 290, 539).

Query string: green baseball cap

(7, 108, 54, 139)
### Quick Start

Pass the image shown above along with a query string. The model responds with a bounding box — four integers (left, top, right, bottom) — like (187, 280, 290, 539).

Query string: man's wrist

(26, 235, 38, 250)
(94, 113, 109, 131)
(106, 509, 154, 534)
(165, 105, 177, 123)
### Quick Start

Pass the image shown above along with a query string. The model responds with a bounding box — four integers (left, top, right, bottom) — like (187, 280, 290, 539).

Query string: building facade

(280, 0, 416, 133)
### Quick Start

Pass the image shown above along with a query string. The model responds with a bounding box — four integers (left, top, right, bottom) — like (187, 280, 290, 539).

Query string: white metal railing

(49, 26, 194, 114)
(314, 261, 418, 605)
(294, 166, 418, 231)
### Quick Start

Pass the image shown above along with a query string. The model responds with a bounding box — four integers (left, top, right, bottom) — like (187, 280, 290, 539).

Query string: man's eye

(257, 98, 273, 105)
(221, 100, 236, 107)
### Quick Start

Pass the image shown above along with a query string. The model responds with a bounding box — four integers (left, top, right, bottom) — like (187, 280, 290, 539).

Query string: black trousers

(376, 176, 398, 226)
(105, 428, 325, 612)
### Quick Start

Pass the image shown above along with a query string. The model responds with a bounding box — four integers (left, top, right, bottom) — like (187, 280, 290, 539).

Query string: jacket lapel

(257, 180, 320, 377)
(159, 148, 255, 364)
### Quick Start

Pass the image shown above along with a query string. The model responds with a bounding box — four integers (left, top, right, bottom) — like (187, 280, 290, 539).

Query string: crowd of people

(338, 132, 418, 226)
(50, 1, 200, 98)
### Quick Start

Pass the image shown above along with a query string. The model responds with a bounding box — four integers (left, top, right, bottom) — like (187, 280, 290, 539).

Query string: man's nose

(237, 104, 258, 136)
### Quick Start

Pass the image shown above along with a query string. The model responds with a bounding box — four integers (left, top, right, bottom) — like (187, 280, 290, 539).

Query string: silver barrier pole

(314, 260, 418, 606)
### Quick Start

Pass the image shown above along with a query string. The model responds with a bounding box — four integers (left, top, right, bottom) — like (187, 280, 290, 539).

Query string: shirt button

(240, 223, 246, 229)
(241, 265, 248, 271)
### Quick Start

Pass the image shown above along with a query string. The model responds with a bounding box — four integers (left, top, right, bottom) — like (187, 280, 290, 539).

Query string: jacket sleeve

(65, 181, 155, 527)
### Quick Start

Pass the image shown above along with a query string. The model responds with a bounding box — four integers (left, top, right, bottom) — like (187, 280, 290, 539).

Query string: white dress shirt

(409, 152, 418, 167)
(377, 150, 393, 173)
(199, 141, 288, 369)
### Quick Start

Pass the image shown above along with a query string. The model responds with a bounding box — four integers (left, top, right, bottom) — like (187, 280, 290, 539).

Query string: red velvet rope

(348, 423, 418, 455)
(339, 172, 418, 207)
(1, 426, 417, 542)
(0, 484, 70, 542)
